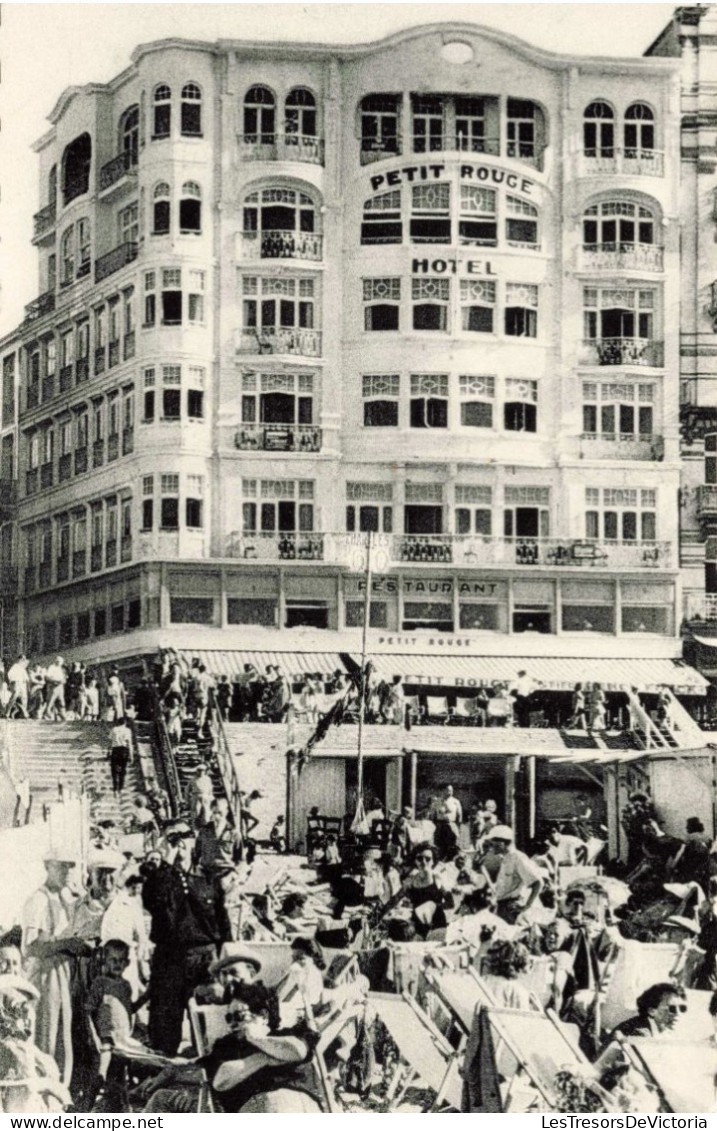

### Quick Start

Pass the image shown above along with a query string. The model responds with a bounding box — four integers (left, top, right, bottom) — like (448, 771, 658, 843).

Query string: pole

(351, 530, 372, 832)
(410, 748, 418, 815)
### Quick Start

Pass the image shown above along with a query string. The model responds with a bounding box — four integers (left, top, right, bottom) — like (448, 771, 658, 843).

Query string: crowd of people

(0, 655, 129, 722)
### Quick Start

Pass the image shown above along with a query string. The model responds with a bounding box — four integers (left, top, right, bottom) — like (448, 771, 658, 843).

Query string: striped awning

(176, 650, 347, 683)
(361, 654, 708, 695)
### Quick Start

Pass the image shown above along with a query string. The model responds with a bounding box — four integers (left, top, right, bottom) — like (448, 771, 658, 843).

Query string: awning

(360, 654, 708, 695)
(175, 649, 347, 682)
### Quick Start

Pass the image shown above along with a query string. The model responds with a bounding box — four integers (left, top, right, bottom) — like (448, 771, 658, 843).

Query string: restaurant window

(412, 277, 449, 331)
(363, 277, 400, 331)
(455, 484, 492, 535)
(459, 374, 494, 427)
(346, 481, 393, 533)
(410, 183, 450, 243)
(153, 84, 171, 139)
(460, 279, 495, 333)
(360, 94, 400, 158)
(410, 373, 448, 428)
(362, 374, 399, 427)
(459, 186, 497, 246)
(181, 82, 202, 136)
(360, 190, 402, 245)
(504, 378, 538, 432)
(585, 486, 656, 542)
(505, 283, 538, 338)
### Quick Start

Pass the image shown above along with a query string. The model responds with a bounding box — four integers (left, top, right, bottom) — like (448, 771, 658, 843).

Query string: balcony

(224, 532, 675, 571)
(98, 151, 137, 196)
(24, 291, 55, 323)
(59, 364, 74, 393)
(579, 148, 664, 178)
(360, 138, 402, 165)
(580, 433, 663, 461)
(234, 423, 322, 453)
(236, 327, 322, 358)
(74, 447, 88, 475)
(582, 243, 664, 273)
(58, 454, 72, 483)
(76, 357, 89, 384)
(93, 439, 104, 469)
(94, 241, 138, 283)
(241, 230, 323, 262)
(579, 339, 664, 368)
(32, 202, 56, 244)
(238, 132, 324, 166)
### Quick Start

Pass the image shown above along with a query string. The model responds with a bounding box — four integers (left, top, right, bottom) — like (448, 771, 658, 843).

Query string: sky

(0, 2, 677, 338)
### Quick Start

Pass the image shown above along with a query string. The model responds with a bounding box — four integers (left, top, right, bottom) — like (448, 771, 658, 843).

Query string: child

(87, 939, 145, 1054)
(270, 814, 286, 854)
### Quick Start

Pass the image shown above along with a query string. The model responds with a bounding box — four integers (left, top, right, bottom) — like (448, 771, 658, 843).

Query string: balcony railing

(582, 243, 664, 272)
(580, 433, 663, 461)
(24, 291, 55, 323)
(224, 532, 675, 571)
(33, 202, 57, 241)
(76, 357, 89, 384)
(99, 151, 137, 192)
(579, 339, 664, 368)
(580, 147, 664, 177)
(238, 132, 324, 165)
(359, 134, 544, 169)
(236, 327, 322, 358)
(360, 138, 402, 165)
(94, 241, 138, 283)
(241, 230, 323, 261)
(234, 423, 322, 453)
(59, 364, 74, 393)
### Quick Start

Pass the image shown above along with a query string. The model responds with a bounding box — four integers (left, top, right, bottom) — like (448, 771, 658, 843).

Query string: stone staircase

(174, 717, 223, 819)
(3, 720, 142, 828)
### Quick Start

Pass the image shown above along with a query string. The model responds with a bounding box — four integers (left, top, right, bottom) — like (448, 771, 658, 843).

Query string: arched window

(285, 88, 316, 140)
(60, 227, 75, 285)
(242, 188, 315, 256)
(583, 102, 614, 158)
(153, 84, 171, 139)
(181, 83, 202, 136)
(624, 103, 655, 156)
(243, 86, 275, 143)
(62, 133, 92, 205)
(153, 182, 170, 235)
(180, 182, 201, 234)
(120, 105, 140, 168)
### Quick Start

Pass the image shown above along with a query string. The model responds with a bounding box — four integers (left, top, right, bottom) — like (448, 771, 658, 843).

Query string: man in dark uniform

(142, 819, 231, 1054)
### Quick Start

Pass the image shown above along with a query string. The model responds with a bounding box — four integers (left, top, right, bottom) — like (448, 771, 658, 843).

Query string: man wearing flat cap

(142, 819, 231, 1054)
(483, 825, 544, 925)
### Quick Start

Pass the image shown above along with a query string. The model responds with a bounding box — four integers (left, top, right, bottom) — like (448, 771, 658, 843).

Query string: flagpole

(353, 529, 372, 827)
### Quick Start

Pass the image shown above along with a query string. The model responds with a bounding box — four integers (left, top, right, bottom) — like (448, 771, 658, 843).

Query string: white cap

(485, 824, 514, 842)
(43, 846, 76, 865)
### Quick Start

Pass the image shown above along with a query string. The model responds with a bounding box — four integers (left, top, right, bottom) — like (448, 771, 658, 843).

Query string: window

(186, 474, 203, 527)
(77, 320, 89, 361)
(59, 418, 71, 457)
(360, 94, 400, 157)
(507, 99, 537, 160)
(455, 484, 492, 534)
(505, 283, 538, 338)
(243, 85, 275, 142)
(144, 271, 156, 325)
(160, 473, 179, 529)
(361, 189, 402, 245)
(412, 95, 443, 153)
(153, 183, 170, 235)
(62, 133, 91, 205)
(455, 97, 486, 152)
(412, 277, 449, 331)
(181, 82, 202, 136)
(44, 337, 56, 378)
(346, 482, 393, 532)
(241, 371, 313, 426)
(707, 435, 717, 485)
(106, 499, 118, 565)
(585, 486, 656, 542)
(120, 105, 139, 167)
(93, 400, 104, 443)
(122, 388, 134, 435)
(162, 365, 181, 420)
(77, 219, 90, 276)
(410, 183, 450, 243)
(76, 408, 88, 450)
(188, 367, 205, 418)
(583, 286, 655, 348)
(161, 268, 182, 325)
(179, 181, 201, 233)
(506, 195, 538, 247)
(460, 279, 495, 332)
(108, 299, 120, 347)
(60, 227, 75, 286)
(28, 433, 39, 471)
(2, 354, 15, 421)
(504, 485, 550, 539)
(584, 101, 614, 157)
(243, 478, 314, 534)
(504, 378, 538, 432)
(459, 185, 497, 246)
(583, 200, 654, 252)
(243, 187, 316, 253)
(108, 393, 119, 440)
(242, 275, 314, 335)
(459, 374, 494, 427)
(143, 368, 155, 421)
(188, 270, 205, 323)
(362, 374, 399, 427)
(285, 88, 316, 139)
(142, 475, 154, 530)
(119, 201, 139, 246)
(582, 382, 654, 439)
(624, 102, 654, 156)
(363, 277, 400, 331)
(410, 373, 448, 427)
(153, 85, 171, 138)
(124, 289, 135, 336)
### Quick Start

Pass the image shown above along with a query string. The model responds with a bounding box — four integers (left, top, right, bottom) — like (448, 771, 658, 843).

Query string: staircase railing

(142, 664, 183, 817)
(209, 692, 244, 832)
(659, 689, 705, 747)
(627, 690, 669, 750)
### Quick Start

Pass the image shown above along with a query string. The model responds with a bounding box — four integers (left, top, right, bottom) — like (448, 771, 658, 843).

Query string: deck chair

(450, 697, 483, 726)
(424, 696, 450, 724)
(369, 991, 463, 1111)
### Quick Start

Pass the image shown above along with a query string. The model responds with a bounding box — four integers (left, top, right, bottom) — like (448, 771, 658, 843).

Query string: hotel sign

(369, 161, 535, 195)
